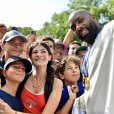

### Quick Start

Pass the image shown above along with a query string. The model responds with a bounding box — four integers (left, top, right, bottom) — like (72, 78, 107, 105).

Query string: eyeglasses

(71, 24, 76, 31)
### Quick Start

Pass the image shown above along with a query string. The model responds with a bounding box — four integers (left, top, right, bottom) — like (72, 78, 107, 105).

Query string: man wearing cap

(0, 30, 27, 87)
(0, 56, 32, 114)
(75, 46, 88, 62)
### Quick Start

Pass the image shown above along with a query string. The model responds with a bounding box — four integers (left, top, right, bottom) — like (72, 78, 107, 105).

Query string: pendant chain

(31, 75, 42, 88)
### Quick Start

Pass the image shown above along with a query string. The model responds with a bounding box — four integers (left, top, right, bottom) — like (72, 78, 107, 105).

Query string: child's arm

(55, 85, 77, 114)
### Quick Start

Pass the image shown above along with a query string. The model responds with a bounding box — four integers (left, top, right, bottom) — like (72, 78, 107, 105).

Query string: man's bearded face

(75, 19, 99, 45)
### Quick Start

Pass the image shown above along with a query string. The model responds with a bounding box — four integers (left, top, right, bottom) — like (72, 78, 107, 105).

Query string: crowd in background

(0, 22, 87, 114)
(0, 8, 114, 114)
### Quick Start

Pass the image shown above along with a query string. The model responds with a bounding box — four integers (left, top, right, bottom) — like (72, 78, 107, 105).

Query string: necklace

(31, 75, 42, 88)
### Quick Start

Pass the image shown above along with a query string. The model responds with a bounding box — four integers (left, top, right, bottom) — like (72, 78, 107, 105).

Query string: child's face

(53, 44, 65, 61)
(5, 61, 26, 83)
(63, 61, 80, 86)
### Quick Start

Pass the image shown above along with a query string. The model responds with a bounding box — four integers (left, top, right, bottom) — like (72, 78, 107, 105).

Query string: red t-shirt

(20, 86, 46, 114)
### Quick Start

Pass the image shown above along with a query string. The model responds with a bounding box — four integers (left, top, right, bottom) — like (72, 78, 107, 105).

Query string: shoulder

(53, 78, 63, 88)
(54, 78, 63, 85)
(0, 90, 4, 96)
(102, 20, 114, 34)
(95, 20, 114, 44)
(106, 20, 114, 27)
(0, 90, 10, 99)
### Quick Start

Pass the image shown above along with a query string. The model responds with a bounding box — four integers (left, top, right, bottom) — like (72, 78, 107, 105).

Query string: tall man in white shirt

(68, 9, 114, 114)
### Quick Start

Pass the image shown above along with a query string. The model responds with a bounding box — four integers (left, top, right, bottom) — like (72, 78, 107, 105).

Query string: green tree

(18, 27, 33, 36)
(8, 26, 33, 36)
(39, 11, 70, 41)
(68, 0, 114, 25)
(38, 0, 114, 42)
(17, 0, 114, 42)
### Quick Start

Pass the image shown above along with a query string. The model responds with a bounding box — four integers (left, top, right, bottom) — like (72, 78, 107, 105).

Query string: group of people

(0, 8, 114, 114)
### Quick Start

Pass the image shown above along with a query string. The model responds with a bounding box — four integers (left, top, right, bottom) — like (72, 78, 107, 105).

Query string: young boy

(55, 56, 84, 114)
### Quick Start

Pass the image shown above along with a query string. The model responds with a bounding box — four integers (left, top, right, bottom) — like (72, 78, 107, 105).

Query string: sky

(0, 0, 69, 30)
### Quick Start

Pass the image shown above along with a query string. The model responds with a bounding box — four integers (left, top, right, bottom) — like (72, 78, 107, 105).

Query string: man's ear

(59, 72, 64, 80)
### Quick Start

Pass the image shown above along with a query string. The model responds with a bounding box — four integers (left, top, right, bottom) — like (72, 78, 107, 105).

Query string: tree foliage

(18, 27, 33, 36)
(68, 0, 114, 25)
(18, 0, 114, 41)
(38, 0, 114, 41)
(38, 11, 70, 41)
(8, 26, 33, 36)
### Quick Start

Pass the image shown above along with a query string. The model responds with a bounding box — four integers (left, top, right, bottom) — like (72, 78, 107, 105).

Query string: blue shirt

(0, 90, 22, 111)
(80, 46, 91, 76)
(57, 82, 84, 111)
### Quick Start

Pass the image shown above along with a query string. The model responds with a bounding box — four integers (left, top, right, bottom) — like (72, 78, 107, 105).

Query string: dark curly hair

(55, 55, 82, 83)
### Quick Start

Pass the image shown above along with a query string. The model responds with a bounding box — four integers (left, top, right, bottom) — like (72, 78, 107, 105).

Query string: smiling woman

(19, 41, 63, 114)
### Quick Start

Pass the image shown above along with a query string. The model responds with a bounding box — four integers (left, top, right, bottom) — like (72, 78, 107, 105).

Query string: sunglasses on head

(71, 24, 76, 31)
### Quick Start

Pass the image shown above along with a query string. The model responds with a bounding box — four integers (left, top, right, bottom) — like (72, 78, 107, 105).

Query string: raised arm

(63, 29, 74, 47)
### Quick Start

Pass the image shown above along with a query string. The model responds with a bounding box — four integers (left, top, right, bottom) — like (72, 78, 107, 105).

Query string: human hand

(0, 99, 8, 113)
(27, 34, 36, 43)
(0, 99, 15, 114)
(67, 85, 77, 100)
